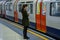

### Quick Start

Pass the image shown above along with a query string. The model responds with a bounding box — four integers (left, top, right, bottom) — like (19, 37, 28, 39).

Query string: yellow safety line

(1, 18, 48, 40)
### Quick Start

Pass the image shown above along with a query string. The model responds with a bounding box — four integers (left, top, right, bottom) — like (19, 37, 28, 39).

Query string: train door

(41, 2, 46, 33)
(14, 0, 19, 22)
(5, 2, 14, 21)
(36, 0, 46, 33)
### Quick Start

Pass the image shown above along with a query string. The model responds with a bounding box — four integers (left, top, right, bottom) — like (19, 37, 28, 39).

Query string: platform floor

(0, 23, 24, 40)
(0, 18, 55, 40)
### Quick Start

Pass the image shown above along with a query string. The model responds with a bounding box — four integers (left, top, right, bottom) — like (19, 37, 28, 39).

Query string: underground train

(0, 0, 60, 39)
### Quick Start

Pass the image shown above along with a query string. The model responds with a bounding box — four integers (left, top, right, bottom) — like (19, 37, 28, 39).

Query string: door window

(26, 1, 33, 14)
(26, 4, 33, 14)
(18, 2, 33, 14)
(18, 2, 25, 12)
(18, 4, 22, 12)
(42, 2, 46, 15)
(50, 2, 60, 17)
(6, 3, 12, 11)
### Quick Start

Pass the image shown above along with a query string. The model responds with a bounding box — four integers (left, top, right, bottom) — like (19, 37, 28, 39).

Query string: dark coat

(21, 10, 29, 26)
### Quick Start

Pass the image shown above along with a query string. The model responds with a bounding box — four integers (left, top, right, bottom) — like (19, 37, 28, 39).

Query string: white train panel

(46, 1, 60, 29)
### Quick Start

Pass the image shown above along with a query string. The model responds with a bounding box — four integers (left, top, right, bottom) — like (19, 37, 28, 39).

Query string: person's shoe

(24, 36, 29, 39)
(26, 36, 29, 39)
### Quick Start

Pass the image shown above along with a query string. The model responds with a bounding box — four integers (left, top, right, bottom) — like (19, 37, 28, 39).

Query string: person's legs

(23, 26, 27, 38)
(23, 26, 29, 39)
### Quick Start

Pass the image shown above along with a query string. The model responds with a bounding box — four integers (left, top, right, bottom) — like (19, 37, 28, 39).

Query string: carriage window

(19, 4, 22, 12)
(6, 3, 12, 11)
(6, 5, 9, 10)
(18, 2, 25, 12)
(50, 2, 60, 17)
(26, 1, 33, 14)
(42, 3, 46, 15)
(18, 3, 33, 14)
(30, 4, 33, 14)
(9, 3, 12, 11)
(27, 4, 33, 14)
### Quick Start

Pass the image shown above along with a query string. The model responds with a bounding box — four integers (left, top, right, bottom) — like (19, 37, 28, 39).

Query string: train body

(0, 0, 60, 39)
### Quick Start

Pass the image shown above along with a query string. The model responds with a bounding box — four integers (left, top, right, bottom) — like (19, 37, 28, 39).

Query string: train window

(42, 3, 46, 15)
(50, 2, 60, 17)
(18, 2, 25, 12)
(26, 4, 33, 14)
(6, 3, 12, 11)
(6, 5, 9, 10)
(9, 3, 12, 11)
(19, 4, 22, 12)
(30, 4, 33, 14)
(9, 4, 11, 11)
(26, 1, 33, 14)
(18, 3, 33, 14)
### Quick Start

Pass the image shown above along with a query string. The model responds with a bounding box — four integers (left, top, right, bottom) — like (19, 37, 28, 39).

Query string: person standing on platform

(21, 4, 29, 39)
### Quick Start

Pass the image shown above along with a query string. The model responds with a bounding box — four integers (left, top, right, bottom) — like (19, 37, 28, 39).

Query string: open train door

(14, 0, 19, 22)
(36, 0, 46, 33)
(41, 1, 46, 33)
